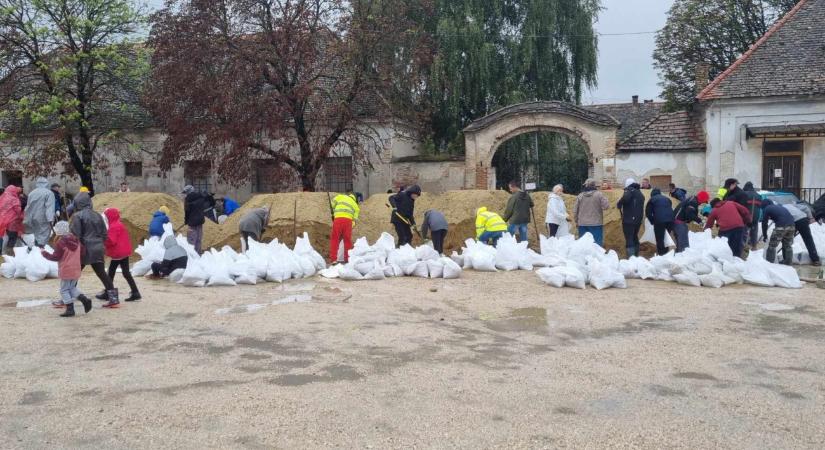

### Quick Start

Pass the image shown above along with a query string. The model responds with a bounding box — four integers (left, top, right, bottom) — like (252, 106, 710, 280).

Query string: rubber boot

(78, 294, 93, 313)
(102, 289, 120, 308)
(124, 291, 142, 302)
(60, 303, 75, 317)
(95, 290, 108, 300)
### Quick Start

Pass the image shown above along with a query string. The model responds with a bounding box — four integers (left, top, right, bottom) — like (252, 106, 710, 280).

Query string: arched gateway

(463, 101, 621, 189)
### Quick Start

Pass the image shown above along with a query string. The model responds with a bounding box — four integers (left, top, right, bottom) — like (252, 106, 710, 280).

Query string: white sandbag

(441, 258, 462, 279)
(339, 265, 365, 281)
(1, 259, 15, 279)
(319, 266, 341, 279)
(364, 265, 386, 280)
(450, 251, 464, 267)
(388, 245, 417, 269)
(132, 259, 154, 277)
(589, 260, 627, 290)
(765, 263, 802, 289)
(180, 263, 208, 287)
(673, 271, 701, 287)
(168, 268, 185, 284)
(561, 265, 587, 289)
(297, 256, 317, 278)
(618, 259, 638, 279)
(470, 251, 497, 272)
(698, 271, 724, 288)
(405, 261, 430, 278)
(426, 259, 444, 279)
(536, 267, 565, 288)
(495, 234, 529, 271)
(206, 270, 236, 287)
(294, 232, 327, 270)
(415, 245, 440, 262)
(25, 252, 51, 282)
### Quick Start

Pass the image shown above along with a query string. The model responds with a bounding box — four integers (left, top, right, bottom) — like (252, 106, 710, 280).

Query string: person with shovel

(239, 207, 271, 251)
(389, 185, 421, 247)
(502, 180, 533, 243)
(329, 192, 360, 263)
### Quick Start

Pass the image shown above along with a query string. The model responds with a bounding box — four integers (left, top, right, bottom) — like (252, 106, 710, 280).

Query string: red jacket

(104, 208, 133, 259)
(42, 234, 82, 280)
(705, 201, 752, 232)
(0, 185, 23, 235)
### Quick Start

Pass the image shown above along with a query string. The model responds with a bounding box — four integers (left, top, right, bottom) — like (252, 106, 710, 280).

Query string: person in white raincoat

(545, 184, 569, 237)
(23, 177, 56, 247)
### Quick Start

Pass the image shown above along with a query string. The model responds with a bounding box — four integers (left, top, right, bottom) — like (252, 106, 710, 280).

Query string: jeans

(719, 227, 745, 259)
(622, 223, 641, 256)
(478, 231, 503, 247)
(578, 225, 604, 247)
(108, 257, 139, 294)
(330, 218, 353, 262)
(60, 279, 82, 305)
(507, 223, 529, 242)
(795, 219, 820, 263)
(430, 229, 447, 254)
(673, 222, 690, 253)
(187, 224, 203, 254)
(654, 222, 674, 256)
(547, 223, 559, 237)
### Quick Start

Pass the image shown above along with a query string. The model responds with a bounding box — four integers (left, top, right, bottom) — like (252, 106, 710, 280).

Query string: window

(254, 160, 280, 193)
(1, 170, 23, 188)
(124, 161, 143, 177)
(649, 175, 672, 191)
(184, 161, 212, 193)
(324, 157, 353, 193)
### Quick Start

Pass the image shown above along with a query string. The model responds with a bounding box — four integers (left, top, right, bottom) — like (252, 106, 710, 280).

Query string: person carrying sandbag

(760, 199, 795, 265)
(421, 209, 448, 254)
(673, 191, 709, 252)
(705, 198, 752, 259)
(23, 177, 55, 248)
(475, 207, 507, 247)
(329, 193, 360, 263)
(645, 188, 675, 256)
(239, 207, 271, 251)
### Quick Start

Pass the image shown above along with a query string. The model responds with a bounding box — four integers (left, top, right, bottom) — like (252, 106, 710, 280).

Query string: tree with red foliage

(146, 0, 431, 192)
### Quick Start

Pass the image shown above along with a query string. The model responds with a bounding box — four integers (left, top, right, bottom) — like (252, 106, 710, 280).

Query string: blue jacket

(223, 198, 240, 216)
(762, 204, 795, 228)
(645, 190, 674, 224)
(149, 211, 170, 237)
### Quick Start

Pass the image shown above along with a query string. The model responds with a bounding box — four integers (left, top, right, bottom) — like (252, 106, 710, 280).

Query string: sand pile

(92, 192, 221, 254)
(206, 193, 334, 253)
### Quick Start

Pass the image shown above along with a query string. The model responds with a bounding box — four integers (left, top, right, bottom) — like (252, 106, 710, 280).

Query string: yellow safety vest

(475, 207, 507, 238)
(332, 194, 360, 221)
(717, 187, 727, 200)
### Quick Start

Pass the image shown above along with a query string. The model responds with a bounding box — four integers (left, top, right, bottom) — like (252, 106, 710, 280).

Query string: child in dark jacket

(100, 208, 141, 302)
(42, 221, 92, 317)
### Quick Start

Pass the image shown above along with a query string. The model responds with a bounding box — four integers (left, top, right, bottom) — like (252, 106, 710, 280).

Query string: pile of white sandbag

(1, 245, 59, 282)
(320, 232, 462, 281)
(532, 229, 802, 289)
(131, 223, 327, 287)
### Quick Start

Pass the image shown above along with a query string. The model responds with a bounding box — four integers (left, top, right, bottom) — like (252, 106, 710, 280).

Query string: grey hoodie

(163, 235, 187, 261)
(239, 208, 269, 238)
(421, 209, 448, 238)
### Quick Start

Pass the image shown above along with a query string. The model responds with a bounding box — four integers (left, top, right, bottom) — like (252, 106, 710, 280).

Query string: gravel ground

(1, 271, 824, 449)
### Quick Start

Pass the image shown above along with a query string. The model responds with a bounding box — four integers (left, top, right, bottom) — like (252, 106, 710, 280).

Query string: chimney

(695, 62, 711, 94)
(632, 95, 639, 105)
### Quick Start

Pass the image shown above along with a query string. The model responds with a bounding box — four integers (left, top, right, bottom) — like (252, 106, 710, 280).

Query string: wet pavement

(0, 271, 824, 448)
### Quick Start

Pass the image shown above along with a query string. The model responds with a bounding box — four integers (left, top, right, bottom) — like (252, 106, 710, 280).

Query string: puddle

(741, 302, 797, 312)
(15, 299, 53, 309)
(216, 295, 312, 315)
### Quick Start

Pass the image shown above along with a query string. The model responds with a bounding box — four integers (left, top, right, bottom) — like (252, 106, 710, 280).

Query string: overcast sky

(143, 0, 672, 105)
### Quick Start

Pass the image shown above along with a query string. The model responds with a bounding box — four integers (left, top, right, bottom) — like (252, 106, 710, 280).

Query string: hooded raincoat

(0, 185, 23, 236)
(545, 193, 569, 236)
(69, 193, 108, 265)
(104, 208, 133, 260)
(23, 177, 55, 245)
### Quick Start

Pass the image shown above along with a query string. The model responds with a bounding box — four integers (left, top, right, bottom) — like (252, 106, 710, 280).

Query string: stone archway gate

(463, 101, 621, 189)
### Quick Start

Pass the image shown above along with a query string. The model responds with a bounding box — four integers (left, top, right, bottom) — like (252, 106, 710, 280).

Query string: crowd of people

(0, 175, 821, 317)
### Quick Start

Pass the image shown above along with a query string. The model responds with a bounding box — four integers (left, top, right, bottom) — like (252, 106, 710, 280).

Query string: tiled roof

(583, 102, 664, 141)
(463, 101, 620, 133)
(698, 0, 825, 100)
(747, 122, 825, 137)
(618, 111, 706, 152)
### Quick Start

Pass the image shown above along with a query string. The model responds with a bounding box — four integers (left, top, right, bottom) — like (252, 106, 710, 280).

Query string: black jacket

(674, 197, 702, 225)
(724, 187, 749, 208)
(742, 189, 762, 226)
(155, 256, 188, 277)
(184, 192, 206, 227)
(814, 193, 825, 221)
(616, 184, 645, 225)
(389, 192, 415, 226)
(646, 190, 674, 224)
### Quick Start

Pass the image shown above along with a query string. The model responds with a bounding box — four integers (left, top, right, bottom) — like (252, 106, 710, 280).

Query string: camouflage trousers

(766, 225, 795, 265)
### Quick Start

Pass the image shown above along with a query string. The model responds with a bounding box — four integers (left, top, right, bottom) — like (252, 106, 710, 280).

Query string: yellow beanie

(79, 186, 90, 193)
(159, 205, 170, 215)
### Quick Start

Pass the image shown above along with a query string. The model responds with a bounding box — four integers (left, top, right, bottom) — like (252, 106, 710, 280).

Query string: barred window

(124, 161, 142, 177)
(184, 161, 212, 193)
(324, 157, 353, 193)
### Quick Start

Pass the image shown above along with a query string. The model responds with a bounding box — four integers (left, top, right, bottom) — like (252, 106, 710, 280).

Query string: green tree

(427, 0, 601, 153)
(653, 0, 796, 110)
(0, 0, 148, 193)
